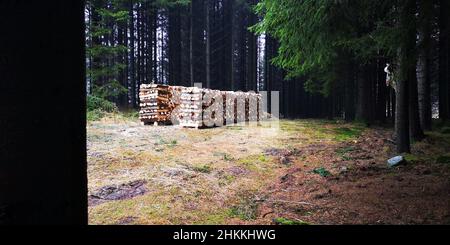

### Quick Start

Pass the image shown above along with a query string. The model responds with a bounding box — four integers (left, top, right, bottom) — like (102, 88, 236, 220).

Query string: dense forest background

(85, 0, 450, 153)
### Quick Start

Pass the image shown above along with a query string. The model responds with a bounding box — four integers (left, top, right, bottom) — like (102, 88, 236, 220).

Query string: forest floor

(87, 115, 450, 225)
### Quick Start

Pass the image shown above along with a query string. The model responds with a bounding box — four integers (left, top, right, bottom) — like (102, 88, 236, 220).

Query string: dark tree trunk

(129, 1, 136, 108)
(169, 6, 182, 86)
(396, 0, 416, 153)
(344, 59, 356, 121)
(145, 2, 153, 84)
(356, 65, 369, 123)
(136, 4, 142, 104)
(223, 0, 234, 91)
(409, 62, 425, 141)
(246, 0, 257, 92)
(153, 11, 158, 84)
(230, 0, 236, 91)
(189, 0, 205, 86)
(376, 58, 387, 123)
(417, 0, 433, 130)
(117, 21, 128, 108)
(205, 0, 211, 88)
(439, 0, 449, 121)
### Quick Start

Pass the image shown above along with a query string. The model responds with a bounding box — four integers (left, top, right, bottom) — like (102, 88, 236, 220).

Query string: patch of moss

(258, 154, 268, 162)
(201, 212, 229, 225)
(404, 153, 420, 163)
(228, 204, 258, 221)
(333, 127, 364, 141)
(312, 167, 331, 177)
(273, 217, 310, 225)
(238, 154, 272, 173)
(218, 174, 235, 186)
(192, 164, 212, 173)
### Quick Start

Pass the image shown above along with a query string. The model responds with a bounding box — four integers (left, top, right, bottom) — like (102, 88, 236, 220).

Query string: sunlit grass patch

(238, 154, 275, 173)
(279, 119, 365, 142)
(332, 127, 364, 141)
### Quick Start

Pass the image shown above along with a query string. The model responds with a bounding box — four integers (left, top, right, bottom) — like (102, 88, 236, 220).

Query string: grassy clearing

(87, 109, 139, 124)
(279, 119, 365, 143)
(88, 117, 371, 224)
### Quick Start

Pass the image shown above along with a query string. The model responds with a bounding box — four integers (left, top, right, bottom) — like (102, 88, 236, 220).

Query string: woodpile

(139, 84, 174, 124)
(178, 89, 262, 128)
(168, 86, 183, 124)
(224, 91, 237, 125)
(139, 84, 263, 128)
(178, 87, 203, 128)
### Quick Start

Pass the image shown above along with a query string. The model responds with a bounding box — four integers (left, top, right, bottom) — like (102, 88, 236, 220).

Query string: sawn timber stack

(139, 84, 263, 128)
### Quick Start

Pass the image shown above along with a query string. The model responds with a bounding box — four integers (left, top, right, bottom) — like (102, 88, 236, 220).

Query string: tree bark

(417, 0, 432, 130)
(129, 0, 136, 108)
(344, 59, 356, 121)
(409, 62, 425, 141)
(396, 0, 415, 153)
(439, 0, 449, 121)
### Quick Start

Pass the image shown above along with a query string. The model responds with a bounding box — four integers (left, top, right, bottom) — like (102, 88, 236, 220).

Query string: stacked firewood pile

(139, 84, 173, 124)
(168, 86, 183, 124)
(178, 87, 204, 128)
(139, 84, 263, 128)
(224, 91, 237, 125)
(178, 89, 262, 128)
(223, 91, 260, 124)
